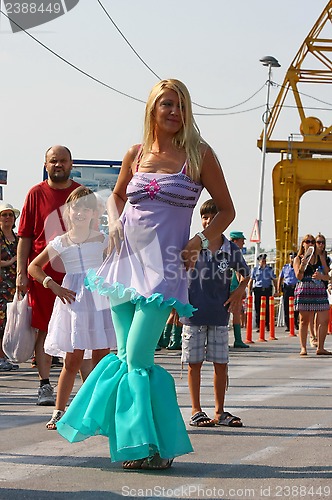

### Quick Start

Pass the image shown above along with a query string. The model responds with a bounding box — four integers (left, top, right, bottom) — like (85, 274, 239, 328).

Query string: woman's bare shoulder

(125, 144, 142, 162)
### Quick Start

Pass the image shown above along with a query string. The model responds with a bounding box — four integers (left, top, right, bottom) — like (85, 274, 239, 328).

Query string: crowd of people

(1, 79, 331, 471)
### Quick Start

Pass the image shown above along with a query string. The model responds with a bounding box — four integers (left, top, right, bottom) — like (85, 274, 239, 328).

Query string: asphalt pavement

(1, 328, 332, 500)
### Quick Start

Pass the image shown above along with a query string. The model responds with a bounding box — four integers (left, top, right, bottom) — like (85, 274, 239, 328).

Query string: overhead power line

(2, 8, 330, 118)
(0, 8, 146, 104)
(272, 81, 332, 108)
(0, 8, 266, 116)
(97, 0, 267, 111)
(97, 0, 161, 80)
(283, 105, 332, 111)
(194, 105, 265, 116)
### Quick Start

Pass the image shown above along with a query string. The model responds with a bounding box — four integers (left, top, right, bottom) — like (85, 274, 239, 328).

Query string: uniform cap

(257, 253, 267, 261)
(230, 231, 246, 240)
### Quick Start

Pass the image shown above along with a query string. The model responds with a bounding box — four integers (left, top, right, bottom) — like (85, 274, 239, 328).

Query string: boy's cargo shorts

(181, 325, 229, 364)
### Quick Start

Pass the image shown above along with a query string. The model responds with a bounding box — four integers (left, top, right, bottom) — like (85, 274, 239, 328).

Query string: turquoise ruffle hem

(57, 353, 193, 462)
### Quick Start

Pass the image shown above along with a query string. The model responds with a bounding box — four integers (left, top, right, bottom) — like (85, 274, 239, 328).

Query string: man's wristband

(42, 276, 53, 288)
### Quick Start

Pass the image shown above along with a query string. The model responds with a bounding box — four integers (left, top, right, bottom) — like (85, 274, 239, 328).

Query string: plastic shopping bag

(3, 293, 35, 363)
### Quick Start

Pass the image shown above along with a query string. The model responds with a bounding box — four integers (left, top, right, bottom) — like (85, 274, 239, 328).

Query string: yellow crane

(257, 0, 332, 273)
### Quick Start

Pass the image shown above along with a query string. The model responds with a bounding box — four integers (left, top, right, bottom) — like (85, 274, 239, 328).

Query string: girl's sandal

(141, 453, 173, 470)
(46, 409, 65, 430)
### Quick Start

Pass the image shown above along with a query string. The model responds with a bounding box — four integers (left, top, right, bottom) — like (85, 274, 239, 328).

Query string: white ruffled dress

(45, 235, 116, 358)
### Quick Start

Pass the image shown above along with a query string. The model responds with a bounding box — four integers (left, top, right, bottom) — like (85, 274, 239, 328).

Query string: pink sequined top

(92, 161, 202, 317)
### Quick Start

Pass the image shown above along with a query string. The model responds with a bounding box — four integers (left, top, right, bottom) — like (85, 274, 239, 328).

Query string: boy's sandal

(46, 409, 65, 430)
(189, 411, 215, 427)
(215, 411, 243, 427)
(141, 453, 173, 470)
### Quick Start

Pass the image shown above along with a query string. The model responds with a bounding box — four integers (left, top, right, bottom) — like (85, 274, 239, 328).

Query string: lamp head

(260, 55, 280, 67)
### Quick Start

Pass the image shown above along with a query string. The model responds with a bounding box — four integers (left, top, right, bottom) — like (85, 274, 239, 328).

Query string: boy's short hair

(200, 199, 217, 216)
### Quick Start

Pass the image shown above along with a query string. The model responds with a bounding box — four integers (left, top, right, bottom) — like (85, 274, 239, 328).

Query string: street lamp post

(255, 56, 280, 263)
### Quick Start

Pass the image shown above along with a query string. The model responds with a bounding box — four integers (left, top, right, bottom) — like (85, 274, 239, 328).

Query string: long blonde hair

(142, 79, 203, 182)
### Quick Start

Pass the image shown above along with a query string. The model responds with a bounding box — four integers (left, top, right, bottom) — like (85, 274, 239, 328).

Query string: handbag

(3, 292, 35, 363)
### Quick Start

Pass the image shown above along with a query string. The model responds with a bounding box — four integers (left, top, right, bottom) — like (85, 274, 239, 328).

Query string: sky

(0, 0, 331, 249)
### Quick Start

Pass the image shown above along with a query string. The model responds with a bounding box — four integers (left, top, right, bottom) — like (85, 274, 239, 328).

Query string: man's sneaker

(0, 358, 13, 371)
(51, 356, 63, 368)
(0, 358, 19, 371)
(37, 384, 55, 406)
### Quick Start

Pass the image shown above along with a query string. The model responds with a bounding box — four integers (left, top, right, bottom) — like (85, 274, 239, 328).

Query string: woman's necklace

(67, 229, 91, 246)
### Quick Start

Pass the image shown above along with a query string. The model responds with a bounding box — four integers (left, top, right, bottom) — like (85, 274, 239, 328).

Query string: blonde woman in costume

(57, 79, 235, 470)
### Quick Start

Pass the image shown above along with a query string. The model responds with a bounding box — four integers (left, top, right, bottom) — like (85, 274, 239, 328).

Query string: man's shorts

(181, 325, 229, 364)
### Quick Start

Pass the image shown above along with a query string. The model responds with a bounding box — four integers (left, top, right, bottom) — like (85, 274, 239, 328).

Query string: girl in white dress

(28, 186, 115, 429)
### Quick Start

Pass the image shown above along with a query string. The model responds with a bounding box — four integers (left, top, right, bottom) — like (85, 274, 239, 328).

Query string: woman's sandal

(46, 409, 65, 430)
(141, 453, 173, 470)
(122, 458, 146, 470)
(316, 349, 332, 355)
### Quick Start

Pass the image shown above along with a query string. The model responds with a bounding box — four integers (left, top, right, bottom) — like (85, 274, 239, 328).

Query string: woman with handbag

(0, 203, 20, 371)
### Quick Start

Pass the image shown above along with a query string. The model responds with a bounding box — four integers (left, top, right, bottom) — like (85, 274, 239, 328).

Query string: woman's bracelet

(42, 276, 53, 288)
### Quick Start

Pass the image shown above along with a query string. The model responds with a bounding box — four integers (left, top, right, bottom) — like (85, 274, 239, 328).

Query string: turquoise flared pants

(57, 298, 193, 461)
(111, 300, 172, 370)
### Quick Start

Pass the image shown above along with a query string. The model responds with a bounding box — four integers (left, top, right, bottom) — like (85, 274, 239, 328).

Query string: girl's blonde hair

(142, 79, 203, 182)
(298, 234, 316, 257)
(63, 186, 97, 229)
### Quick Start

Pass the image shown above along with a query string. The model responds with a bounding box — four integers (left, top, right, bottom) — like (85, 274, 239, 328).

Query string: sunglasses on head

(304, 239, 315, 244)
(316, 240, 325, 244)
